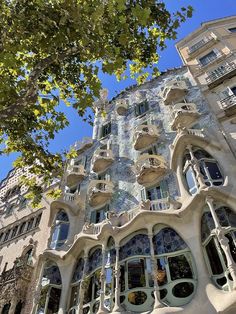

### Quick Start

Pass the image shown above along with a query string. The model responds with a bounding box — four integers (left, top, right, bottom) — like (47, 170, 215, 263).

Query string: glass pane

(128, 291, 147, 305)
(86, 248, 102, 274)
(157, 258, 167, 286)
(56, 211, 69, 221)
(94, 272, 101, 298)
(172, 282, 194, 298)
(72, 258, 84, 282)
(146, 258, 154, 287)
(201, 211, 214, 242)
(83, 277, 92, 304)
(168, 255, 193, 280)
(58, 223, 69, 241)
(105, 268, 113, 295)
(119, 234, 150, 261)
(147, 186, 161, 201)
(153, 228, 187, 255)
(185, 167, 197, 195)
(128, 259, 145, 288)
(205, 238, 223, 275)
(225, 233, 236, 263)
(205, 162, 222, 180)
(47, 287, 61, 313)
(69, 285, 80, 308)
(120, 265, 125, 292)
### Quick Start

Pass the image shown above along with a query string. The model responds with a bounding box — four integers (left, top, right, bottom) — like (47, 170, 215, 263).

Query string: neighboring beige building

(176, 15, 236, 154)
(0, 168, 57, 313)
(2, 15, 236, 314)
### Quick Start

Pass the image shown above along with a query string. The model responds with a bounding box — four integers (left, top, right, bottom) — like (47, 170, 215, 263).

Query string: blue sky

(1, 0, 236, 180)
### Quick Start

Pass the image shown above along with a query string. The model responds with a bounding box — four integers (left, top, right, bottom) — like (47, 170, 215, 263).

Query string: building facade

(1, 15, 236, 314)
(35, 64, 236, 314)
(0, 168, 56, 314)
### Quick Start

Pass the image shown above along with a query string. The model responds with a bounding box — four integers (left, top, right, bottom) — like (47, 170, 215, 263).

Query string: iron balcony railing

(188, 35, 215, 54)
(220, 94, 236, 109)
(206, 62, 236, 84)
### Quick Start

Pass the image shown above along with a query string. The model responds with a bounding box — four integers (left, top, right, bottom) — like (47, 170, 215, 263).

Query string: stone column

(58, 261, 75, 314)
(9, 299, 17, 314)
(112, 245, 123, 313)
(98, 245, 108, 314)
(148, 231, 163, 309)
(78, 255, 88, 314)
(187, 145, 206, 189)
(206, 197, 236, 289)
(31, 259, 46, 314)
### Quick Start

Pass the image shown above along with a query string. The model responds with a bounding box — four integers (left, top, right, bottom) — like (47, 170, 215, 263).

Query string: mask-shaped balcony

(162, 81, 188, 105)
(116, 98, 129, 115)
(88, 180, 114, 207)
(66, 165, 86, 187)
(73, 137, 93, 154)
(136, 154, 167, 186)
(133, 125, 159, 150)
(92, 149, 114, 173)
(170, 103, 200, 131)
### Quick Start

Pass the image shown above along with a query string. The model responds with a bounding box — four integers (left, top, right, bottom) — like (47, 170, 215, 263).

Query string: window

(153, 228, 196, 306)
(34, 213, 42, 228)
(27, 218, 34, 231)
(90, 205, 109, 224)
(135, 101, 149, 116)
(141, 180, 169, 210)
(18, 196, 28, 210)
(83, 248, 103, 313)
(3, 230, 10, 242)
(228, 27, 236, 33)
(11, 226, 18, 238)
(202, 206, 236, 291)
(18, 222, 26, 235)
(183, 147, 223, 195)
(101, 122, 111, 138)
(5, 203, 15, 216)
(199, 50, 218, 66)
(37, 261, 62, 314)
(50, 210, 69, 249)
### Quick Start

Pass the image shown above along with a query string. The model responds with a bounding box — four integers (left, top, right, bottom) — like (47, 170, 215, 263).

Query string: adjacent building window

(135, 101, 149, 116)
(50, 210, 70, 249)
(199, 50, 219, 66)
(201, 206, 236, 291)
(183, 147, 223, 195)
(141, 180, 169, 210)
(101, 122, 111, 138)
(228, 27, 236, 33)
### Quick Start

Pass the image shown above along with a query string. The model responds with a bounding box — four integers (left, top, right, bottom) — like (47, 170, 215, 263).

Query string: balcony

(88, 180, 114, 207)
(170, 103, 200, 131)
(51, 190, 83, 216)
(73, 137, 93, 154)
(136, 154, 167, 186)
(66, 164, 86, 187)
(0, 257, 33, 286)
(133, 125, 159, 150)
(162, 81, 188, 105)
(206, 62, 236, 88)
(116, 98, 129, 115)
(187, 34, 217, 59)
(220, 94, 236, 116)
(92, 149, 114, 173)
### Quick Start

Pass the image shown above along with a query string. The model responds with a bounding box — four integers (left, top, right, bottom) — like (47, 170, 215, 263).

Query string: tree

(0, 0, 192, 203)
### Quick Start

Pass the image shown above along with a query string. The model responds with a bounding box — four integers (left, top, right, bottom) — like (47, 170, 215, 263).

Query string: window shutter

(160, 179, 169, 198)
(134, 104, 139, 116)
(145, 100, 149, 112)
(105, 172, 110, 181)
(141, 187, 147, 200)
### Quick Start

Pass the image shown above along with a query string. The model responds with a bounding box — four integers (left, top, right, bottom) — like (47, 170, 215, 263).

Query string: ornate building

(1, 15, 236, 314)
(35, 62, 236, 313)
(0, 168, 57, 313)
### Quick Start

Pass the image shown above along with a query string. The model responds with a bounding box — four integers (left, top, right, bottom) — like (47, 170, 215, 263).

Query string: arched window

(183, 147, 223, 195)
(24, 248, 33, 265)
(2, 303, 11, 314)
(201, 206, 236, 290)
(153, 227, 196, 306)
(83, 247, 102, 314)
(37, 261, 62, 314)
(119, 233, 153, 312)
(69, 257, 84, 314)
(50, 210, 69, 249)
